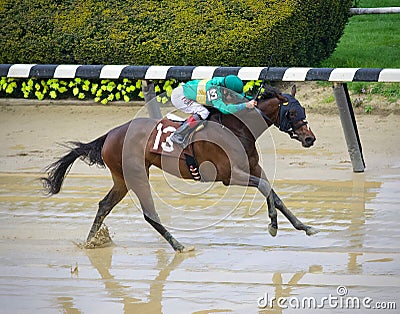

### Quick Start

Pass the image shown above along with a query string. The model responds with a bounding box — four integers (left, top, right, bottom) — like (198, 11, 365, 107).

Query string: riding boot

(171, 114, 203, 147)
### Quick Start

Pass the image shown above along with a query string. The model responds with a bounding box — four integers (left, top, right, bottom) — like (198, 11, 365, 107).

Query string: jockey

(170, 75, 256, 147)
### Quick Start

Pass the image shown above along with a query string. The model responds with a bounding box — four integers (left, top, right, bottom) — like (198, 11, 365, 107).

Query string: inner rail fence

(2, 64, 400, 173)
(1, 64, 399, 82)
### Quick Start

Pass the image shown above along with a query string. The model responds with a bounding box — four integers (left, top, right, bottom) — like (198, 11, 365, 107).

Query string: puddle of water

(0, 173, 399, 313)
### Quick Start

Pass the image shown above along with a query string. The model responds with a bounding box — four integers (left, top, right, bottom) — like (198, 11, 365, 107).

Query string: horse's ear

(291, 84, 296, 97)
(277, 93, 288, 102)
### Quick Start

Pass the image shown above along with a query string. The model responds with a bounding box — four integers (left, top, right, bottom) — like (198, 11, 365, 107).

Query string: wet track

(0, 170, 399, 313)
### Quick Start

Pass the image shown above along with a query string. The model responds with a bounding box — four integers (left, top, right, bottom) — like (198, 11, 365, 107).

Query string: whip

(254, 55, 273, 101)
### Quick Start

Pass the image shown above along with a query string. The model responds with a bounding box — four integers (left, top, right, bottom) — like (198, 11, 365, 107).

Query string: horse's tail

(41, 133, 108, 195)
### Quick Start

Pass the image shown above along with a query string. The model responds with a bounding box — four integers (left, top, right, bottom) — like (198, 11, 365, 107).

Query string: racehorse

(41, 85, 318, 252)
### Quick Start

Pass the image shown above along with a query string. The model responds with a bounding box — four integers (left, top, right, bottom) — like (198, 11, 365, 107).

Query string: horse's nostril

(305, 137, 315, 145)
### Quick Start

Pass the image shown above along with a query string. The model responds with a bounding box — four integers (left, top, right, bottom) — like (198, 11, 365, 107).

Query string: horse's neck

(208, 109, 270, 141)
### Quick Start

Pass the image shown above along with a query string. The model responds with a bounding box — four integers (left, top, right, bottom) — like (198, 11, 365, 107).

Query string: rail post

(141, 80, 162, 119)
(332, 82, 365, 172)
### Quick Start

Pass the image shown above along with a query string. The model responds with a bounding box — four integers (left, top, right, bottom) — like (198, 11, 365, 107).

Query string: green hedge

(0, 77, 173, 104)
(0, 77, 264, 104)
(0, 0, 352, 66)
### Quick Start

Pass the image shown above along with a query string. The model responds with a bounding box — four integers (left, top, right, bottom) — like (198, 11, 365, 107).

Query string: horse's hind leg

(272, 190, 319, 236)
(87, 175, 128, 242)
(136, 186, 189, 252)
(144, 214, 187, 252)
(126, 167, 189, 252)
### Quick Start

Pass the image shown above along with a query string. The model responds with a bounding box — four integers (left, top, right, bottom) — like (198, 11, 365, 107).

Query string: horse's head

(256, 85, 316, 148)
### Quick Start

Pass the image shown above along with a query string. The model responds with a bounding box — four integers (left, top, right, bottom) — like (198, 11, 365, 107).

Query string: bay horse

(41, 85, 318, 252)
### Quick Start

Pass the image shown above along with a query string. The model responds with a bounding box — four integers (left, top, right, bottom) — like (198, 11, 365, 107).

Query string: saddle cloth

(149, 118, 185, 157)
(149, 118, 202, 180)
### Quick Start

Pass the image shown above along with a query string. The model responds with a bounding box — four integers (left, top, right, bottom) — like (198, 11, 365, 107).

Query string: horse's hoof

(177, 246, 195, 253)
(306, 226, 320, 236)
(268, 224, 278, 237)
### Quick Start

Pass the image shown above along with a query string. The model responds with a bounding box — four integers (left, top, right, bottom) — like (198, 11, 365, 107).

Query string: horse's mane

(258, 86, 282, 100)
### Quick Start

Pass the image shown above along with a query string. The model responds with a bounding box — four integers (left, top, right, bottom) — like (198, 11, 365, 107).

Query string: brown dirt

(279, 82, 400, 115)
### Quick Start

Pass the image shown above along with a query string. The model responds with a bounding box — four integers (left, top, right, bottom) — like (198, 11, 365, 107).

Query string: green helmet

(222, 75, 244, 94)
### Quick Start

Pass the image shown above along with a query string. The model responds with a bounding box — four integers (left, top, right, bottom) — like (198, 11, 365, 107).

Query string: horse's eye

(288, 110, 297, 119)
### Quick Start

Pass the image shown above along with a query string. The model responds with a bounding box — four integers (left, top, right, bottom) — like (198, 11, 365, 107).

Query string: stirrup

(171, 126, 195, 147)
(171, 118, 203, 147)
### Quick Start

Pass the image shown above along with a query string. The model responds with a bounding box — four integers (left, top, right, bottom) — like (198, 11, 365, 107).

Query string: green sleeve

(207, 86, 247, 114)
(213, 100, 246, 114)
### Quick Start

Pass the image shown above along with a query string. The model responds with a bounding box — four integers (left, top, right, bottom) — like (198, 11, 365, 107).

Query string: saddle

(149, 117, 203, 181)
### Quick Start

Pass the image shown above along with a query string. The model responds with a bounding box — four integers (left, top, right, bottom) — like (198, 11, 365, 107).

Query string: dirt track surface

(1, 101, 398, 177)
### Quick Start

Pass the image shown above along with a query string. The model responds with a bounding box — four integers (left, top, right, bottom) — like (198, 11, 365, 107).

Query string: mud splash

(77, 225, 114, 249)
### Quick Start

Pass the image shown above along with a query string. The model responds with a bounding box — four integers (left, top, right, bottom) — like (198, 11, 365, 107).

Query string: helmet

(223, 75, 244, 94)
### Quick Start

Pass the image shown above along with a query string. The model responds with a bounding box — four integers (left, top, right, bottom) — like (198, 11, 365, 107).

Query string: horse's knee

(258, 179, 272, 196)
(273, 195, 283, 208)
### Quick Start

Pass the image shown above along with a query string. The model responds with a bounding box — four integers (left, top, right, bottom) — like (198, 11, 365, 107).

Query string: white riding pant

(171, 85, 210, 120)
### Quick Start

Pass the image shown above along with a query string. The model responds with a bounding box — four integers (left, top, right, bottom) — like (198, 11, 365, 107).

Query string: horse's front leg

(231, 173, 278, 236)
(272, 190, 319, 236)
(248, 175, 278, 236)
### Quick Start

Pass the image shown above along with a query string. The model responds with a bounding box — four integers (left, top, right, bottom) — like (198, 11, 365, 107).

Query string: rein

(212, 92, 308, 144)
(214, 111, 256, 144)
(254, 106, 276, 127)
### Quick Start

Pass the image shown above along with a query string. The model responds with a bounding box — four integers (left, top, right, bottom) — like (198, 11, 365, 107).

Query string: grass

(349, 82, 400, 96)
(319, 0, 400, 113)
(321, 0, 400, 68)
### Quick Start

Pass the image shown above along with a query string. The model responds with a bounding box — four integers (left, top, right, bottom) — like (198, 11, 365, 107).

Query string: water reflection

(57, 296, 82, 314)
(347, 173, 366, 274)
(84, 247, 193, 313)
(257, 273, 304, 314)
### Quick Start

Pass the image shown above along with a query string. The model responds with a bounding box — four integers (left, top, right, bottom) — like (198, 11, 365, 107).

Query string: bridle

(254, 93, 309, 139)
